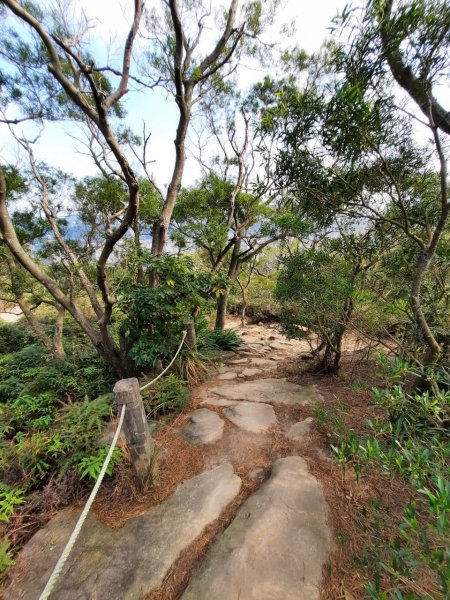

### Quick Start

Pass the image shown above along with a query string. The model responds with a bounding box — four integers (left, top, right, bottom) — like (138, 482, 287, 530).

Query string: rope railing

(140, 329, 187, 391)
(38, 403, 126, 600)
(37, 328, 188, 599)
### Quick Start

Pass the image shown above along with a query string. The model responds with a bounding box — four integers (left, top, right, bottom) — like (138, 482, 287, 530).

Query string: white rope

(140, 329, 187, 391)
(38, 404, 126, 600)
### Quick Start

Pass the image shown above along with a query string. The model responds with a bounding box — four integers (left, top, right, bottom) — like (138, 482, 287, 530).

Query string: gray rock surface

(217, 371, 238, 380)
(223, 402, 276, 433)
(182, 456, 330, 600)
(209, 378, 322, 406)
(181, 408, 224, 444)
(249, 358, 274, 367)
(287, 417, 314, 440)
(5, 464, 241, 600)
(239, 368, 262, 378)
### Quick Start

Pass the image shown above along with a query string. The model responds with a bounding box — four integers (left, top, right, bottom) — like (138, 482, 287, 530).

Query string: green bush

(1, 395, 117, 490)
(198, 328, 242, 352)
(0, 322, 36, 354)
(142, 374, 189, 418)
(119, 253, 228, 369)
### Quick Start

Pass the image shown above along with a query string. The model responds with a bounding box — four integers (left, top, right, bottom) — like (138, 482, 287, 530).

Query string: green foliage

(0, 541, 15, 582)
(143, 374, 189, 418)
(198, 328, 242, 352)
(328, 360, 450, 598)
(275, 248, 357, 370)
(0, 322, 36, 354)
(78, 447, 122, 481)
(0, 483, 25, 523)
(119, 253, 228, 369)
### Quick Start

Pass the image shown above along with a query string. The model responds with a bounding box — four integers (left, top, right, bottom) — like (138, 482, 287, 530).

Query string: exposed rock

(202, 397, 237, 407)
(223, 402, 276, 433)
(269, 341, 286, 350)
(249, 358, 274, 367)
(287, 417, 314, 441)
(229, 358, 248, 365)
(182, 456, 330, 600)
(239, 368, 262, 378)
(181, 409, 224, 444)
(217, 371, 238, 381)
(5, 465, 241, 600)
(208, 379, 322, 406)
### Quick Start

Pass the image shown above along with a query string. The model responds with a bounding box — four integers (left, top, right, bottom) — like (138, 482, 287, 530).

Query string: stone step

(208, 378, 323, 406)
(182, 456, 330, 600)
(5, 464, 241, 600)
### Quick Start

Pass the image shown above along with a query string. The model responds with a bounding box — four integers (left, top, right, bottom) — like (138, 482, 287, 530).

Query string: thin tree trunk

(411, 251, 442, 360)
(214, 239, 241, 330)
(53, 303, 65, 359)
(215, 290, 229, 331)
(152, 94, 191, 255)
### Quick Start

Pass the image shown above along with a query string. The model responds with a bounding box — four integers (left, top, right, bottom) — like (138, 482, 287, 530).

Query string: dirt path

(5, 323, 333, 600)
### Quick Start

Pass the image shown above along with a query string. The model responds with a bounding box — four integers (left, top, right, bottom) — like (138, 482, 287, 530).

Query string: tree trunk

(215, 289, 229, 331)
(16, 297, 54, 353)
(53, 303, 65, 359)
(411, 249, 441, 359)
(151, 93, 192, 255)
(214, 239, 241, 330)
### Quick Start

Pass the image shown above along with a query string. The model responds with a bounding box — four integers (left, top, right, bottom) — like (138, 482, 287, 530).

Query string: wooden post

(184, 319, 197, 350)
(113, 377, 154, 488)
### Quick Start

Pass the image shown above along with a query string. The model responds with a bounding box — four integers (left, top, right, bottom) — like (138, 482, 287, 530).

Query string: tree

(262, 22, 449, 365)
(0, 0, 143, 376)
(144, 0, 280, 254)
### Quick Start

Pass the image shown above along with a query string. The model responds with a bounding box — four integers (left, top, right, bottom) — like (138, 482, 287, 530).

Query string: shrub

(142, 374, 189, 418)
(1, 395, 117, 490)
(0, 322, 36, 354)
(198, 328, 242, 352)
(119, 253, 228, 369)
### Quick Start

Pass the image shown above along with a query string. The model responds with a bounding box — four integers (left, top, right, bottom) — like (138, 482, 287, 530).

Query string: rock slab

(239, 368, 262, 378)
(223, 401, 276, 433)
(209, 378, 322, 406)
(5, 464, 241, 600)
(217, 371, 238, 380)
(181, 408, 224, 444)
(182, 456, 330, 600)
(287, 417, 314, 440)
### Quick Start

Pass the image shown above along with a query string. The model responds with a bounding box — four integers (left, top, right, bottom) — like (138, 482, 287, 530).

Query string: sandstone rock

(287, 417, 314, 441)
(229, 358, 248, 365)
(223, 402, 276, 433)
(249, 358, 274, 367)
(182, 456, 330, 600)
(239, 368, 262, 378)
(181, 409, 224, 444)
(5, 465, 241, 600)
(217, 371, 238, 380)
(208, 379, 322, 406)
(202, 397, 238, 407)
(269, 341, 286, 350)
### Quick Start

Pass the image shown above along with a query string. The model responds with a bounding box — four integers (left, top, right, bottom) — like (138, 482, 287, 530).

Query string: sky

(0, 0, 349, 190)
